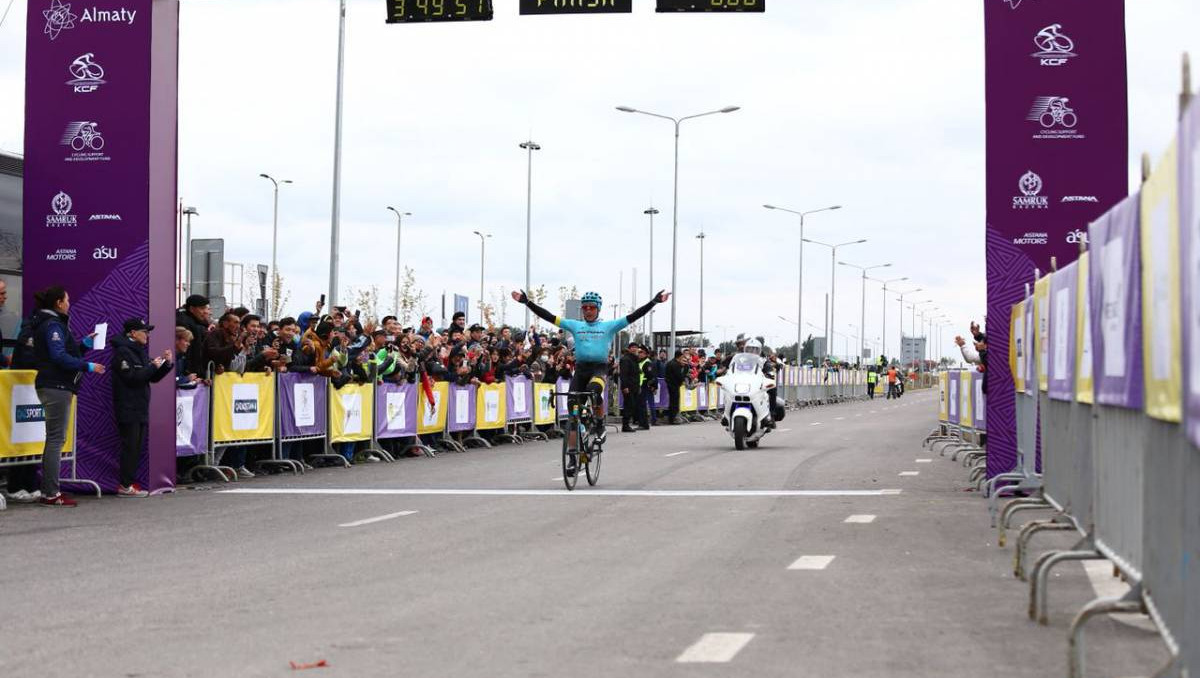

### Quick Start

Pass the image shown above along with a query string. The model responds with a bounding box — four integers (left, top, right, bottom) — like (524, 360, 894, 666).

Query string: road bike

(70, 123, 104, 151)
(1034, 24, 1074, 54)
(70, 53, 104, 81)
(556, 390, 603, 490)
(1039, 99, 1077, 128)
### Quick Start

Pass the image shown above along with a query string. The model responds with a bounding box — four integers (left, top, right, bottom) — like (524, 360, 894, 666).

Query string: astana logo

(43, 0, 78, 40)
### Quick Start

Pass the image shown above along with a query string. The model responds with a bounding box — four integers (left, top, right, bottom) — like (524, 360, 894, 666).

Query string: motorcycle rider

(720, 338, 776, 431)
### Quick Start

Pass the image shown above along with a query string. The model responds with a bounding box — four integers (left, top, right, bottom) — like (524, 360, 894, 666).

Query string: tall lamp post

(519, 140, 541, 329)
(867, 276, 907, 363)
(802, 237, 866, 367)
(894, 287, 923, 366)
(182, 206, 199, 298)
(838, 260, 891, 365)
(763, 203, 842, 366)
(259, 174, 292, 318)
(616, 104, 740, 358)
(328, 0, 347, 307)
(472, 231, 491, 324)
(386, 207, 411, 316)
(910, 299, 934, 369)
(644, 207, 659, 338)
(696, 231, 706, 342)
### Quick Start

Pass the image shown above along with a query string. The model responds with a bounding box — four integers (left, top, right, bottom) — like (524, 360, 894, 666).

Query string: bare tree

(344, 284, 381, 326)
(397, 266, 426, 327)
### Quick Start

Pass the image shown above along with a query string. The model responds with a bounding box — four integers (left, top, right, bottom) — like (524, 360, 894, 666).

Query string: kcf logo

(67, 53, 106, 93)
(1032, 24, 1077, 67)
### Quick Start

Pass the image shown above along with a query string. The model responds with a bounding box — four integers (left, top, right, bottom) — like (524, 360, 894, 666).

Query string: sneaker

(303, 462, 315, 471)
(117, 484, 149, 498)
(38, 492, 77, 507)
(236, 466, 256, 479)
(621, 425, 636, 433)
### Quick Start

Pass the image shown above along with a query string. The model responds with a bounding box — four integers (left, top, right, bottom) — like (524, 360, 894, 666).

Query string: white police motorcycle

(715, 343, 780, 450)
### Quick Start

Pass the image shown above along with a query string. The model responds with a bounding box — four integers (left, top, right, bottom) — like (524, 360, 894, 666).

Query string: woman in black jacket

(111, 319, 173, 497)
(30, 286, 106, 507)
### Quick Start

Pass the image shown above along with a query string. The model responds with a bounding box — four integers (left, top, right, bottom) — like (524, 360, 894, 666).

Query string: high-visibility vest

(887, 368, 898, 383)
(867, 371, 878, 384)
(637, 359, 649, 387)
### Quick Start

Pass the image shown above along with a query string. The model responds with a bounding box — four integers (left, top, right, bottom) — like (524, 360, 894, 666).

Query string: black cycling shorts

(569, 361, 608, 406)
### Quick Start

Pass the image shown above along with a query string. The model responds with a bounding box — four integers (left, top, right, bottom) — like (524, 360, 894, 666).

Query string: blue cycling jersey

(557, 317, 629, 363)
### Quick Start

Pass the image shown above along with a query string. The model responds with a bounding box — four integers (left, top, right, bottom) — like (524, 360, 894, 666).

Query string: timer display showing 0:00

(386, 0, 493, 23)
(657, 0, 764, 11)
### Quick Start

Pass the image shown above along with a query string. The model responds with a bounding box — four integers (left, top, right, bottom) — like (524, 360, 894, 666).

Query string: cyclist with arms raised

(512, 288, 670, 467)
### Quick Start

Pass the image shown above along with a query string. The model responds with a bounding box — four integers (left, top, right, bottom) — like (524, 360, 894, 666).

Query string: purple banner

(984, 0, 1129, 476)
(375, 382, 416, 439)
(24, 0, 180, 491)
(948, 372, 960, 425)
(506, 376, 532, 421)
(448, 383, 477, 433)
(1047, 261, 1078, 400)
(654, 377, 669, 410)
(556, 378, 570, 417)
(175, 384, 208, 458)
(1182, 101, 1200, 447)
(277, 372, 328, 439)
(1088, 193, 1144, 409)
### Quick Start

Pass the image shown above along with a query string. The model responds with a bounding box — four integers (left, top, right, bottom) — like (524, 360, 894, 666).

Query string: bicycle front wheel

(562, 423, 578, 490)
(585, 441, 602, 486)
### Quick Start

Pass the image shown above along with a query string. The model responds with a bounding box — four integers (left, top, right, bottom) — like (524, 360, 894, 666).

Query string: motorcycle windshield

(730, 354, 760, 374)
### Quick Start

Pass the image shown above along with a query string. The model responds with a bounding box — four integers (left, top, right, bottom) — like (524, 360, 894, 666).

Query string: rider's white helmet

(743, 338, 763, 356)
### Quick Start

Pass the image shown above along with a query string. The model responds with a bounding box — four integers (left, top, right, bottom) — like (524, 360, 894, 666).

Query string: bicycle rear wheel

(585, 440, 602, 486)
(562, 419, 579, 490)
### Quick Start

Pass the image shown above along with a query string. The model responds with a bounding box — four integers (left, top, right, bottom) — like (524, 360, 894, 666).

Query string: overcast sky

(1, 0, 1196, 361)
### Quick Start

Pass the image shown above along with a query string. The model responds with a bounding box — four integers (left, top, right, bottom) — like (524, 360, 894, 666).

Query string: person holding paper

(111, 319, 173, 498)
(29, 286, 105, 507)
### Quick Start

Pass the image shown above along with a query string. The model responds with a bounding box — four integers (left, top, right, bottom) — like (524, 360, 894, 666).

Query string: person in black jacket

(618, 342, 642, 432)
(664, 349, 688, 424)
(30, 286, 106, 507)
(111, 319, 173, 497)
(175, 295, 211, 374)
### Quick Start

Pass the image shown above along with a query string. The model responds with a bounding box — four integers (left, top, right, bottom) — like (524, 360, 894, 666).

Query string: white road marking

(676, 633, 755, 663)
(223, 488, 905, 498)
(665, 451, 690, 457)
(916, 458, 933, 463)
(844, 514, 877, 523)
(778, 428, 792, 432)
(338, 510, 417, 528)
(835, 417, 845, 421)
(809, 422, 822, 427)
(899, 471, 920, 477)
(788, 555, 836, 570)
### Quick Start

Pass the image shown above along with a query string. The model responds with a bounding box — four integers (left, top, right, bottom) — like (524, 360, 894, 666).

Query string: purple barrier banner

(948, 372, 961, 425)
(1048, 261, 1078, 401)
(448, 383, 477, 433)
(984, 0, 1129, 476)
(1088, 193, 1144, 409)
(1182, 102, 1200, 446)
(973, 373, 987, 432)
(696, 381, 709, 410)
(277, 372, 328, 439)
(175, 385, 208, 458)
(556, 378, 570, 417)
(375, 382, 416, 440)
(24, 0, 181, 491)
(654, 378, 669, 410)
(506, 376, 532, 421)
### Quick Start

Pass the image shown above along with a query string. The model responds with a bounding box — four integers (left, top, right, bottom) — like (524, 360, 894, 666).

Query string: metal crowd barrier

(0, 370, 100, 497)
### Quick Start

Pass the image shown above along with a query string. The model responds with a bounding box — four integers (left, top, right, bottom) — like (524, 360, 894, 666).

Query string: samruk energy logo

(1012, 171, 1049, 210)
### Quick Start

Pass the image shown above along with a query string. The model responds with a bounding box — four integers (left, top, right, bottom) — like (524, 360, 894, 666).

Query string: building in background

(0, 151, 22, 344)
(901, 336, 927, 368)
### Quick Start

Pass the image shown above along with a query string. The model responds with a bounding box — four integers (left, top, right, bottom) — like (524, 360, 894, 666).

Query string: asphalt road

(0, 390, 1167, 677)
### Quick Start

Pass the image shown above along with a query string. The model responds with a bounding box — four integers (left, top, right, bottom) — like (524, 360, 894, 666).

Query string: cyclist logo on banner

(1032, 24, 1077, 67)
(1028, 96, 1084, 140)
(67, 53, 106, 93)
(60, 121, 110, 163)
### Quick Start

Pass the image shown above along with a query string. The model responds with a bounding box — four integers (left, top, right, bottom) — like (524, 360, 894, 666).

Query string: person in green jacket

(867, 367, 879, 399)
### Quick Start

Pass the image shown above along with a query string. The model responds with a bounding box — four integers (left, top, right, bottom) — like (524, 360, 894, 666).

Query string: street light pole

(328, 0, 347, 307)
(764, 203, 842, 363)
(386, 207, 411, 317)
(182, 206, 198, 297)
(868, 276, 907, 363)
(839, 261, 891, 365)
(644, 207, 659, 339)
(803, 237, 866, 367)
(520, 140, 541, 329)
(696, 231, 705, 341)
(617, 104, 740, 358)
(894, 287, 923, 367)
(472, 231, 491, 324)
(260, 174, 292, 319)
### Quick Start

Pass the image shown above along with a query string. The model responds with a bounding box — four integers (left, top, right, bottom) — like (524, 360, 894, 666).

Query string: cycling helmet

(744, 338, 763, 356)
(581, 292, 603, 309)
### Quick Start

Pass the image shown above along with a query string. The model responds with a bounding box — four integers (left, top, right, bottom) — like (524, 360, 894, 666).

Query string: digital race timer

(519, 0, 633, 15)
(657, 0, 764, 11)
(386, 0, 493, 23)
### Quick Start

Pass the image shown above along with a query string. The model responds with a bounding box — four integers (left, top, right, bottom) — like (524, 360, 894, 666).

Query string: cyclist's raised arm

(513, 289, 559, 326)
(626, 290, 670, 325)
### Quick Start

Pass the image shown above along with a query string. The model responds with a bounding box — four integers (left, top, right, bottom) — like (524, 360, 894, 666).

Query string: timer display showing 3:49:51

(386, 0, 493, 23)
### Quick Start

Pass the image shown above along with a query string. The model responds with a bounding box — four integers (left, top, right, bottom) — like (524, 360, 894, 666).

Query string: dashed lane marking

(338, 510, 418, 528)
(916, 459, 933, 463)
(899, 471, 920, 477)
(665, 451, 690, 457)
(788, 555, 836, 570)
(809, 422, 822, 427)
(676, 633, 755, 663)
(835, 417, 845, 421)
(223, 488, 905, 498)
(844, 514, 877, 523)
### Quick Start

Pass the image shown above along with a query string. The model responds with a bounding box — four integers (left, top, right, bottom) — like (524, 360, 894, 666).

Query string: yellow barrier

(475, 382, 506, 430)
(680, 386, 697, 412)
(418, 381, 449, 435)
(213, 371, 275, 444)
(533, 383, 556, 425)
(330, 381, 373, 444)
(0, 370, 74, 461)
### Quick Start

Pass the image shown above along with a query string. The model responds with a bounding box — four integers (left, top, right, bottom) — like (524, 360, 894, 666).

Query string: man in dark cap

(619, 341, 642, 432)
(111, 319, 173, 497)
(175, 294, 210, 373)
